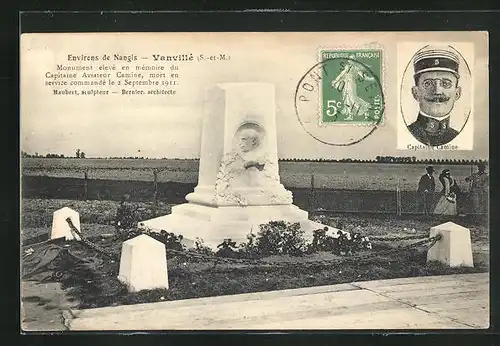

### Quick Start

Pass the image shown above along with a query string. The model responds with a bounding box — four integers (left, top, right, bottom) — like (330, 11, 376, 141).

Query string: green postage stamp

(319, 49, 384, 126)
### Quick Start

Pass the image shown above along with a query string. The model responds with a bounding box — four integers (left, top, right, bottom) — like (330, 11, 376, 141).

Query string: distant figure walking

(417, 166, 436, 215)
(433, 169, 459, 216)
(465, 162, 489, 216)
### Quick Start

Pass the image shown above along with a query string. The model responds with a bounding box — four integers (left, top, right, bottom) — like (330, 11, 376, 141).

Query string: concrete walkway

(63, 272, 489, 330)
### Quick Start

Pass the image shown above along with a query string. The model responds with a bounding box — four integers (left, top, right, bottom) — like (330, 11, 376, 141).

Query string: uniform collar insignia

(416, 112, 451, 134)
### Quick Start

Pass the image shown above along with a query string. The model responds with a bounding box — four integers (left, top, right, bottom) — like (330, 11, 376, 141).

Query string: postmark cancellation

(293, 43, 386, 147)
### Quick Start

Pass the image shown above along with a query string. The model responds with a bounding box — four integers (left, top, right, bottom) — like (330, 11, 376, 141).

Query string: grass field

(21, 158, 478, 191)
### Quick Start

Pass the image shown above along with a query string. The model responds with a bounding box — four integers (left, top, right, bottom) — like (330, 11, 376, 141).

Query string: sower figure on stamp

(331, 57, 375, 120)
(465, 162, 489, 217)
(417, 165, 436, 215)
(408, 46, 462, 146)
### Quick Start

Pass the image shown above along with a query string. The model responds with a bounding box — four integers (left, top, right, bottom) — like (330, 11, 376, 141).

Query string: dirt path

(21, 281, 79, 332)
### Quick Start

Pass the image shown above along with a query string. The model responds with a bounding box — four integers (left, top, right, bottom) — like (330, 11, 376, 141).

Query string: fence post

(153, 169, 158, 214)
(396, 178, 402, 216)
(309, 174, 315, 211)
(83, 170, 88, 200)
(468, 163, 474, 217)
(39, 174, 45, 197)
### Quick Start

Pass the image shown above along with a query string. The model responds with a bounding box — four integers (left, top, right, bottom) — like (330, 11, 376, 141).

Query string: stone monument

(139, 83, 340, 249)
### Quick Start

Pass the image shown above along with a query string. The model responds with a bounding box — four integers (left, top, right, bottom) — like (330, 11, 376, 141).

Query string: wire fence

(22, 162, 488, 216)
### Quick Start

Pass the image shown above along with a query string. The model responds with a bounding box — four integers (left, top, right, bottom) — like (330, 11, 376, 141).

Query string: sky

(20, 32, 489, 160)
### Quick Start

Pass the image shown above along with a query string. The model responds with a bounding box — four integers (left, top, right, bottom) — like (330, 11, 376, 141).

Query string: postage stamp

(294, 45, 385, 146)
(319, 49, 384, 126)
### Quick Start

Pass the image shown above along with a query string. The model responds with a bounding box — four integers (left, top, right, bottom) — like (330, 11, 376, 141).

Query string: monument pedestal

(139, 83, 340, 249)
(139, 204, 331, 249)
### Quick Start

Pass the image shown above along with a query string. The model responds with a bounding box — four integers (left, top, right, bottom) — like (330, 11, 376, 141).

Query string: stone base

(138, 203, 341, 249)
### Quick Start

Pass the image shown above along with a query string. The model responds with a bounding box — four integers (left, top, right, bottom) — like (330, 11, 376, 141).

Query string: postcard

(20, 31, 489, 331)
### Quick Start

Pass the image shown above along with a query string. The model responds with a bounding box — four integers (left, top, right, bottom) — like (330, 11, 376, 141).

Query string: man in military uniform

(408, 46, 462, 146)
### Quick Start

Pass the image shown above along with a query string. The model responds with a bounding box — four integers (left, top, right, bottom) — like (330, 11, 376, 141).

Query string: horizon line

(21, 156, 489, 162)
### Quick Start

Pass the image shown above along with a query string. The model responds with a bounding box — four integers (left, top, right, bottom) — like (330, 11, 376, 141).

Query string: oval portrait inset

(400, 44, 472, 147)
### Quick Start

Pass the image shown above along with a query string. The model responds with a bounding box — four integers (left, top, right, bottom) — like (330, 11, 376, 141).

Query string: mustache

(424, 95, 450, 103)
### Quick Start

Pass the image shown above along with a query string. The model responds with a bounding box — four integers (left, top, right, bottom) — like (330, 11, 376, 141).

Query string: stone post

(118, 234, 169, 292)
(427, 221, 474, 268)
(51, 207, 81, 241)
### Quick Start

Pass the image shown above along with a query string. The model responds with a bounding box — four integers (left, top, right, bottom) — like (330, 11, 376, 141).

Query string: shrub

(114, 202, 138, 230)
(117, 228, 185, 251)
(234, 221, 373, 258)
(252, 221, 307, 257)
(351, 232, 372, 252)
(336, 231, 352, 255)
(215, 239, 239, 258)
(307, 227, 337, 253)
(189, 238, 214, 256)
(332, 230, 372, 256)
(113, 220, 372, 260)
(307, 228, 372, 256)
(152, 230, 185, 251)
(237, 233, 259, 258)
(114, 195, 159, 230)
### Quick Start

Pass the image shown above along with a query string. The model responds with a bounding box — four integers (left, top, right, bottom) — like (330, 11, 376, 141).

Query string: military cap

(413, 46, 460, 77)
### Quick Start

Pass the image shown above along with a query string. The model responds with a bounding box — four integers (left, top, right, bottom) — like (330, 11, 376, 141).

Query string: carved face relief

(234, 123, 265, 154)
(238, 128, 260, 153)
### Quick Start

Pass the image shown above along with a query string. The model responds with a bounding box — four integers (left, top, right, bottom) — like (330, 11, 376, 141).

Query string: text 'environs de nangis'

(66, 53, 195, 63)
